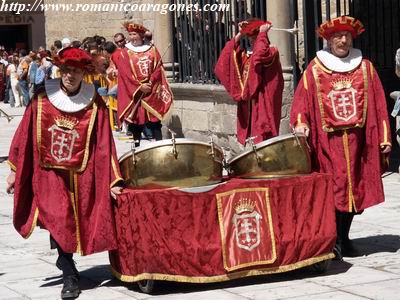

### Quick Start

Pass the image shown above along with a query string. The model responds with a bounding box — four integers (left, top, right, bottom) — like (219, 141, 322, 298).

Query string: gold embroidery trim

(314, 57, 332, 74)
(6, 160, 16, 172)
(36, 93, 45, 160)
(69, 171, 82, 254)
(233, 50, 244, 92)
(24, 207, 39, 239)
(216, 187, 277, 272)
(342, 130, 357, 213)
(110, 253, 334, 283)
(110, 157, 124, 188)
(312, 64, 328, 131)
(303, 72, 308, 90)
(380, 120, 391, 147)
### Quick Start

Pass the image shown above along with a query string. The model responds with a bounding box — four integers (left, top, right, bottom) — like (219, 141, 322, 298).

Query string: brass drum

(228, 133, 311, 178)
(119, 139, 224, 188)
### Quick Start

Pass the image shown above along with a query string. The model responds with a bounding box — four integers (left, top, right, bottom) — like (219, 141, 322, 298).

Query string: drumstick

(270, 26, 299, 35)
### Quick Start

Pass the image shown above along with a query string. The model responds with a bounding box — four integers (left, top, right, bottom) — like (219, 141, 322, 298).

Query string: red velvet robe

(7, 90, 123, 255)
(290, 58, 391, 212)
(214, 32, 284, 145)
(116, 45, 173, 126)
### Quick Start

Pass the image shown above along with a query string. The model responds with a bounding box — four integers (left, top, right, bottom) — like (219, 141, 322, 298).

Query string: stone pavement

(1, 103, 400, 299)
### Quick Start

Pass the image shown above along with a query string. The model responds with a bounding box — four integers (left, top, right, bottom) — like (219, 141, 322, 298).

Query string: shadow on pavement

(352, 234, 400, 256)
(38, 259, 354, 296)
(96, 260, 353, 296)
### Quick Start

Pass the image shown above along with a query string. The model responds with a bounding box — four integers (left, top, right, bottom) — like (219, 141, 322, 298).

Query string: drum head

(119, 139, 224, 188)
(228, 133, 311, 178)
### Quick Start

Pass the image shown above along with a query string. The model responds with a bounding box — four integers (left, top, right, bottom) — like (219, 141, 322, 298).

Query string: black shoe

(333, 244, 343, 261)
(61, 275, 80, 299)
(56, 258, 80, 279)
(342, 240, 361, 257)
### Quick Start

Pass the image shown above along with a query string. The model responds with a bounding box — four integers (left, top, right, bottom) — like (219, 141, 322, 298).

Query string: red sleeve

(8, 103, 34, 171)
(369, 62, 392, 147)
(290, 71, 311, 129)
(214, 38, 244, 102)
(242, 32, 280, 100)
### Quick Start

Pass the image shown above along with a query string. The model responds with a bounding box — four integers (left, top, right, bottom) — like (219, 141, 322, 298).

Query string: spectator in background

(7, 55, 22, 107)
(28, 51, 39, 98)
(17, 49, 32, 106)
(113, 33, 126, 49)
(395, 48, 400, 78)
(61, 37, 71, 49)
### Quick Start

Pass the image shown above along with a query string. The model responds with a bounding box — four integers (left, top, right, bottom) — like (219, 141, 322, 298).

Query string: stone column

(267, 0, 294, 72)
(267, 0, 296, 134)
(152, 0, 173, 63)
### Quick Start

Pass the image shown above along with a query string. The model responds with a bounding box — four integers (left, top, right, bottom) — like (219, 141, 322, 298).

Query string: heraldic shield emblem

(48, 116, 80, 163)
(216, 188, 276, 272)
(232, 203, 262, 251)
(328, 77, 357, 122)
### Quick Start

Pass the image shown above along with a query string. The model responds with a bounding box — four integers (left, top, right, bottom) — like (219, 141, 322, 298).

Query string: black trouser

(335, 211, 355, 246)
(128, 121, 162, 147)
(50, 236, 76, 277)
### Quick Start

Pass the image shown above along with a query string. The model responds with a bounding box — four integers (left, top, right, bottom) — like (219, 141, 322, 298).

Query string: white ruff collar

(45, 79, 95, 113)
(316, 48, 362, 72)
(125, 42, 151, 52)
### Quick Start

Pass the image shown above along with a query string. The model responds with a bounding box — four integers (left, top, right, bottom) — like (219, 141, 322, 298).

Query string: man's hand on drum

(6, 171, 16, 194)
(294, 124, 310, 137)
(110, 186, 123, 200)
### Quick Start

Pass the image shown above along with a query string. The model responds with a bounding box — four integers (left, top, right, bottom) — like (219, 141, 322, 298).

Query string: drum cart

(111, 134, 336, 294)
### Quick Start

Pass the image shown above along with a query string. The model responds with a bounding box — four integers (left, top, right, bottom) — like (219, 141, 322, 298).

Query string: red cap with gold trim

(317, 16, 365, 40)
(123, 22, 148, 34)
(53, 47, 93, 72)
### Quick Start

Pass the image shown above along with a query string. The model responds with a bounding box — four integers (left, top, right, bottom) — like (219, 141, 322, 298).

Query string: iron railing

(171, 0, 266, 83)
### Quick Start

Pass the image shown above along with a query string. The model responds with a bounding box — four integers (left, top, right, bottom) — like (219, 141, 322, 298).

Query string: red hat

(53, 47, 93, 71)
(240, 19, 272, 37)
(317, 16, 365, 40)
(123, 22, 148, 34)
(38, 50, 48, 59)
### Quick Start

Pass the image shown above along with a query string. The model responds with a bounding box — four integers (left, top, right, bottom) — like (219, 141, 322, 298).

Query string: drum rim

(119, 138, 223, 163)
(228, 133, 306, 163)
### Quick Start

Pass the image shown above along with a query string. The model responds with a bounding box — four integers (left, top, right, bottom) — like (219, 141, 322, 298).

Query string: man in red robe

(290, 16, 391, 259)
(5, 47, 124, 299)
(214, 19, 284, 145)
(117, 22, 173, 146)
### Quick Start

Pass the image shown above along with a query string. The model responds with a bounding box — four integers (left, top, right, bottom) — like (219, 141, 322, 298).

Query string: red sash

(312, 59, 368, 132)
(37, 94, 97, 172)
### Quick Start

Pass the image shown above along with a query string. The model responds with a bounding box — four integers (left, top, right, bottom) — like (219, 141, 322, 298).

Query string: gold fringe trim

(342, 130, 357, 213)
(111, 253, 335, 283)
